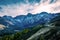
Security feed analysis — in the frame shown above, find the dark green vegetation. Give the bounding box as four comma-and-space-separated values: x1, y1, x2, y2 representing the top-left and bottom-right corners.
0, 24, 60, 40
0, 25, 44, 40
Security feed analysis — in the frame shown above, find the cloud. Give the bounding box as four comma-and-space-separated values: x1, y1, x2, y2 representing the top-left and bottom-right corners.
31, 0, 60, 13
0, 0, 60, 17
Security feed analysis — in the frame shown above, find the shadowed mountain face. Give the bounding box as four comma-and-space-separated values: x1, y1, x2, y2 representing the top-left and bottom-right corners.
50, 15, 60, 26
0, 12, 59, 31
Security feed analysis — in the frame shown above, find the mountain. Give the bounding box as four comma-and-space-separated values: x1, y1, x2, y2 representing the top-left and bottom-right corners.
0, 12, 60, 40
0, 12, 59, 31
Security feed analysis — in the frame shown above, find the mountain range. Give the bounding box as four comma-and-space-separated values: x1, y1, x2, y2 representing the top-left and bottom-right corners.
0, 12, 60, 32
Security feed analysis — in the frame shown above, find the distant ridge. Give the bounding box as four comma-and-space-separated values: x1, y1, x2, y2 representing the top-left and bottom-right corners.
0, 12, 60, 31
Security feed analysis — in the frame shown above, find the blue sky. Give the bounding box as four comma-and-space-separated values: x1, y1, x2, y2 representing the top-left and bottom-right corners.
0, 0, 58, 4
0, 0, 24, 5
0, 0, 60, 17
0, 0, 57, 5
0, 0, 40, 5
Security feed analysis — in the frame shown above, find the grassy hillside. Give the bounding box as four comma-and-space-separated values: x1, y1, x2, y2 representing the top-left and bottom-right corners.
0, 24, 60, 40
0, 25, 44, 40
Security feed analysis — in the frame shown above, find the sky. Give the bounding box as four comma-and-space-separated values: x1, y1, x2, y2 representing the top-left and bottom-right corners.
0, 0, 60, 17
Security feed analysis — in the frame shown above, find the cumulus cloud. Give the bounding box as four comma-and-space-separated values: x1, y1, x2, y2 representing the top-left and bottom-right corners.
0, 0, 60, 17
